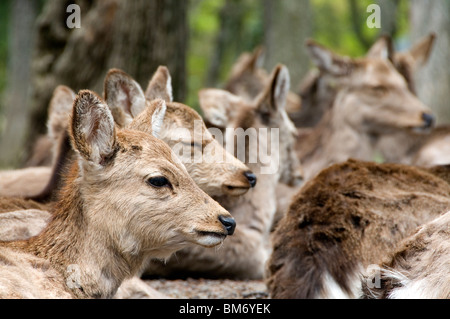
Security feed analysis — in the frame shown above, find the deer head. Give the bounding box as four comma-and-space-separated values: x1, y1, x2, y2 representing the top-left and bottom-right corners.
199, 64, 303, 187
69, 90, 236, 258
103, 67, 255, 197
306, 39, 435, 135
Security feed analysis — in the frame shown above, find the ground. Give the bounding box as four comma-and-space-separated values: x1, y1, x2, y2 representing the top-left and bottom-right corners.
145, 278, 269, 299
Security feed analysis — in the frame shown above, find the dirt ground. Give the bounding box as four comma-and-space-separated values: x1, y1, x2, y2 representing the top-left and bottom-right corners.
145, 278, 269, 299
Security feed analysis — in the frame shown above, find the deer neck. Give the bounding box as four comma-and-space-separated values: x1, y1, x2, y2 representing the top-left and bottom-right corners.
15, 163, 144, 299
217, 129, 279, 233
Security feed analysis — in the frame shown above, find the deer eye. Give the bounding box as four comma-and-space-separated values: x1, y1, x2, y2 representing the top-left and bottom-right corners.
371, 85, 387, 94
147, 176, 171, 188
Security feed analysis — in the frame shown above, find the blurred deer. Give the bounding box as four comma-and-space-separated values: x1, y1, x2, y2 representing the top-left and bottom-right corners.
0, 90, 235, 298
296, 39, 434, 181
224, 46, 302, 115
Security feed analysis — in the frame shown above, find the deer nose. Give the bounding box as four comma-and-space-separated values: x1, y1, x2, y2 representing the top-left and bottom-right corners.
219, 215, 236, 235
422, 113, 435, 129
243, 171, 257, 188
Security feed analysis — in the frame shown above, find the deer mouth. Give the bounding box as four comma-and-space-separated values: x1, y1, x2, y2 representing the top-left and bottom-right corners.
195, 230, 227, 247
222, 184, 251, 196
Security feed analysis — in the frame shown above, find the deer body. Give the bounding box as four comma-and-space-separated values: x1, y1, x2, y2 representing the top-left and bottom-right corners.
267, 159, 450, 299
0, 91, 234, 299
361, 211, 450, 299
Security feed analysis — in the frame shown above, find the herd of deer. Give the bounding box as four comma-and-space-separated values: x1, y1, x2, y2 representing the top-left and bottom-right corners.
0, 33, 448, 299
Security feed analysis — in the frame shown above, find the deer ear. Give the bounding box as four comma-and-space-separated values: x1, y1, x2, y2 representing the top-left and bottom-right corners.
144, 66, 173, 103
127, 99, 167, 138
407, 33, 436, 69
229, 46, 265, 77
71, 90, 116, 165
198, 89, 243, 128
47, 85, 76, 141
255, 64, 290, 113
103, 68, 146, 127
306, 39, 355, 75
366, 35, 394, 60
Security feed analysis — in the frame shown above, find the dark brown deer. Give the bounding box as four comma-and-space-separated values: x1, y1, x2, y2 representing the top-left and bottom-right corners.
267, 159, 450, 299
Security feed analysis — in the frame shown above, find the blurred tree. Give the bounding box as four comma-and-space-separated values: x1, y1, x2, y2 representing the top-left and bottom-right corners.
410, 0, 450, 124
206, 0, 245, 88
7, 0, 188, 168
0, 0, 38, 168
263, 0, 312, 88
377, 0, 401, 38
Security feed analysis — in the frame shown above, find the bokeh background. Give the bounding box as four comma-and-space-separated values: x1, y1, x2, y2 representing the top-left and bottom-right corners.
0, 0, 449, 169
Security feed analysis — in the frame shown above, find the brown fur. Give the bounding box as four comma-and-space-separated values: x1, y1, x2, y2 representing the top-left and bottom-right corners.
0, 90, 233, 299
361, 211, 449, 299
267, 159, 450, 299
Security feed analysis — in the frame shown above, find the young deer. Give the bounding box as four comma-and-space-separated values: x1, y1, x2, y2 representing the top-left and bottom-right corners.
143, 64, 303, 279
0, 90, 235, 298
296, 39, 434, 181
104, 67, 256, 197
361, 211, 449, 299
267, 159, 450, 299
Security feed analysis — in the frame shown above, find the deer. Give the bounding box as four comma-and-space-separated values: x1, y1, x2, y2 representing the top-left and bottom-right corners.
291, 34, 450, 168
141, 64, 303, 280
0, 67, 255, 202
266, 158, 450, 299
295, 39, 434, 182
0, 66, 257, 292
0, 90, 236, 299
360, 211, 449, 299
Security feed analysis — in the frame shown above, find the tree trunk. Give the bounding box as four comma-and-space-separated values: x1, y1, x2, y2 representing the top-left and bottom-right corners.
19, 0, 188, 167
263, 0, 312, 88
410, 0, 450, 124
0, 0, 38, 168
377, 0, 400, 37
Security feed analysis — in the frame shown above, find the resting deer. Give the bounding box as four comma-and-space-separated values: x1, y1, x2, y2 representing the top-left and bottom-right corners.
267, 159, 450, 299
143, 64, 303, 279
360, 211, 449, 299
292, 34, 448, 167
296, 39, 434, 181
104, 67, 256, 197
0, 90, 235, 299
1, 67, 255, 202
0, 66, 256, 289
